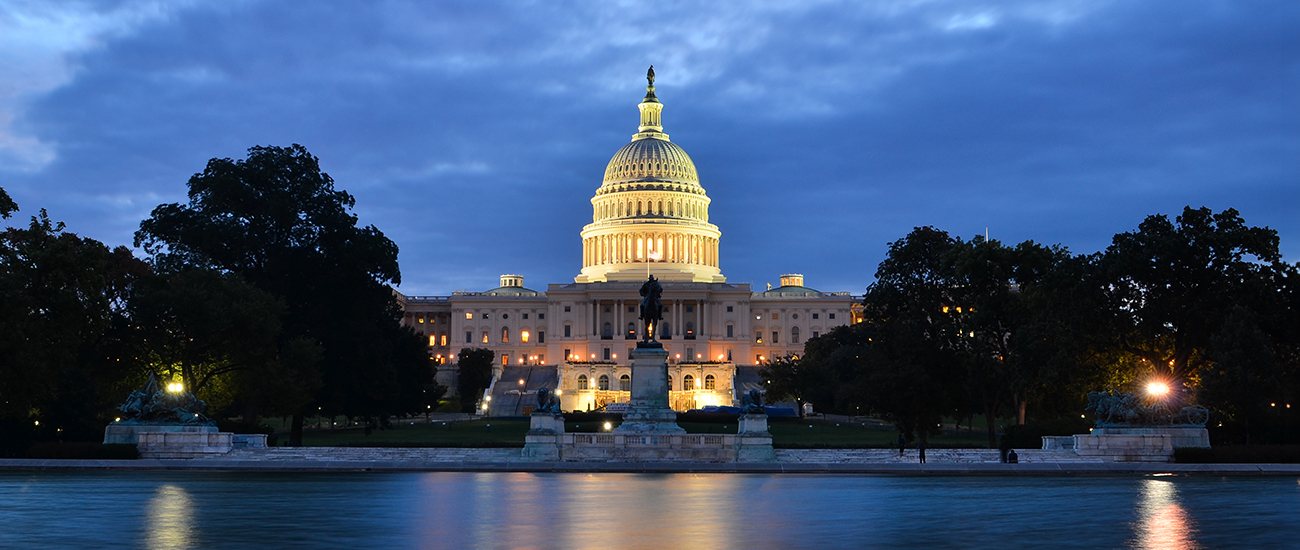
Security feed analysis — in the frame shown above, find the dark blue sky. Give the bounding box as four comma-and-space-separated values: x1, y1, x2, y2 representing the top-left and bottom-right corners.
2, 1, 1297, 295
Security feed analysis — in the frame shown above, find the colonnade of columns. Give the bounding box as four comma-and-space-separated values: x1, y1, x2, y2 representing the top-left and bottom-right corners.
583, 232, 718, 268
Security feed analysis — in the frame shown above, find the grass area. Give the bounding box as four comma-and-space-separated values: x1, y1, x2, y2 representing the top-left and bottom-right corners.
291, 416, 994, 448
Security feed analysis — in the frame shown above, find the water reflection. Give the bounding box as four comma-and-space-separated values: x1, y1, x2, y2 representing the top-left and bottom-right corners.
1132, 478, 1200, 550
146, 484, 196, 550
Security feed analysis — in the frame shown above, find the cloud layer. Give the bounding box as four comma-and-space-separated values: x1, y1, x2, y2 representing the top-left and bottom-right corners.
2, 0, 1297, 295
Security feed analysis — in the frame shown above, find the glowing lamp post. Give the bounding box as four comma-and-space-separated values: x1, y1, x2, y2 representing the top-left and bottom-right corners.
166, 382, 184, 394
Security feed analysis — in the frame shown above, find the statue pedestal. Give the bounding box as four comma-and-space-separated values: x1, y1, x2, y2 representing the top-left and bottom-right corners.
735, 414, 776, 462
614, 343, 685, 435
522, 413, 566, 461
104, 423, 217, 445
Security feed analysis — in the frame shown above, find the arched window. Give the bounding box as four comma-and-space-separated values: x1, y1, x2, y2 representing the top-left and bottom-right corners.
619, 374, 630, 391
501, 327, 509, 343
603, 322, 612, 339
627, 322, 636, 339
598, 375, 610, 391
683, 375, 695, 391
661, 322, 671, 339
792, 327, 800, 344
578, 375, 588, 390
705, 374, 716, 390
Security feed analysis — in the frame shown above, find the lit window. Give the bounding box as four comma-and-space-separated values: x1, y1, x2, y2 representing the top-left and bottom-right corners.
756, 314, 762, 320
441, 334, 448, 347
578, 375, 589, 390
683, 375, 695, 391
418, 317, 424, 324
502, 354, 509, 365
465, 312, 474, 320
772, 313, 778, 320
705, 375, 715, 390
755, 332, 763, 344
482, 332, 489, 344
521, 330, 530, 343
428, 335, 436, 346
502, 328, 509, 343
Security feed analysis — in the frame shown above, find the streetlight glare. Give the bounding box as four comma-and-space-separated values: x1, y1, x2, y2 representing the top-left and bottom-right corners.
166, 382, 184, 393
1147, 382, 1170, 397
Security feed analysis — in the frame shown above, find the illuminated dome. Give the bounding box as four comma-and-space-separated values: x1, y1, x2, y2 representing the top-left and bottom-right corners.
576, 67, 724, 284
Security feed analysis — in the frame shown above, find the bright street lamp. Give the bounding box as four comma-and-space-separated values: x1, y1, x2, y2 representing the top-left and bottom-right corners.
1146, 382, 1170, 398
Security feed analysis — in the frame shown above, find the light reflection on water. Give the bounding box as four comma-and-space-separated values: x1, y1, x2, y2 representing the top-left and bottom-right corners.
0, 471, 1297, 549
1132, 479, 1199, 550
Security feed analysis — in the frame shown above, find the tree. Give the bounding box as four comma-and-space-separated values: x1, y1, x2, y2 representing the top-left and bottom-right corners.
135, 144, 425, 444
0, 187, 16, 219
759, 355, 815, 417
457, 348, 495, 413
1097, 206, 1284, 402
853, 226, 965, 445
127, 268, 322, 423
0, 209, 147, 445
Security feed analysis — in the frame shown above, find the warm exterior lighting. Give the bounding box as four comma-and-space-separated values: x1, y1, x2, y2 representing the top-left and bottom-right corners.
166, 382, 184, 393
697, 354, 702, 359
482, 403, 489, 410
613, 354, 618, 359
603, 422, 612, 431
942, 306, 950, 313
115, 417, 121, 422
555, 389, 562, 396
519, 379, 526, 385
1147, 382, 1170, 398
485, 396, 491, 402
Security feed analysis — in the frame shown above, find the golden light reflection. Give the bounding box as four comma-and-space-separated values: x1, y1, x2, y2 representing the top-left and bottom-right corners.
146, 484, 195, 550
1133, 478, 1200, 550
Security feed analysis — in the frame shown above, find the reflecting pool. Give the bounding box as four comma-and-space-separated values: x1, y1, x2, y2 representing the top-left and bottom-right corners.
1, 471, 1296, 549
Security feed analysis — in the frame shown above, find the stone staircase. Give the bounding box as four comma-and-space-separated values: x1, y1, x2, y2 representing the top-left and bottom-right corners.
777, 448, 1105, 464
225, 447, 521, 462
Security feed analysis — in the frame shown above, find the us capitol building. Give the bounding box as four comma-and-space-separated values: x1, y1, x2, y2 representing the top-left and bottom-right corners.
396, 69, 861, 414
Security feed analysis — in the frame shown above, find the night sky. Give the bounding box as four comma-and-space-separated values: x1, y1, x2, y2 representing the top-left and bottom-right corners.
2, 1, 1296, 296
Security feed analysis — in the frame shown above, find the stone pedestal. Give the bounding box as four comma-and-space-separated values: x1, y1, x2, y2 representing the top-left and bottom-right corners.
1090, 426, 1210, 448
522, 413, 566, 461
104, 423, 217, 445
1074, 433, 1173, 462
136, 431, 232, 458
614, 343, 685, 435
735, 414, 776, 462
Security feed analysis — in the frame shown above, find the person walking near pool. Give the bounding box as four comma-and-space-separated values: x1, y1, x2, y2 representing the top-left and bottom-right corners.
918, 439, 926, 464
898, 433, 906, 458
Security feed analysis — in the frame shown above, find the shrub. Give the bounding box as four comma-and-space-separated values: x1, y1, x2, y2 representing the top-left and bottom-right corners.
1002, 417, 1094, 449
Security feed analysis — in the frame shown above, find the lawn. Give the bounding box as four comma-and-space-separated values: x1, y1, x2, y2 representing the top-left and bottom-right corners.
292, 416, 994, 448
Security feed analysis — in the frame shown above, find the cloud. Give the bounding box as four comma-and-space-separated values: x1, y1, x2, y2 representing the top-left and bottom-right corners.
0, 0, 197, 171
1, 0, 1296, 295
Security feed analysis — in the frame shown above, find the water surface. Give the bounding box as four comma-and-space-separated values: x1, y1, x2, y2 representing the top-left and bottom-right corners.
1, 471, 1296, 549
